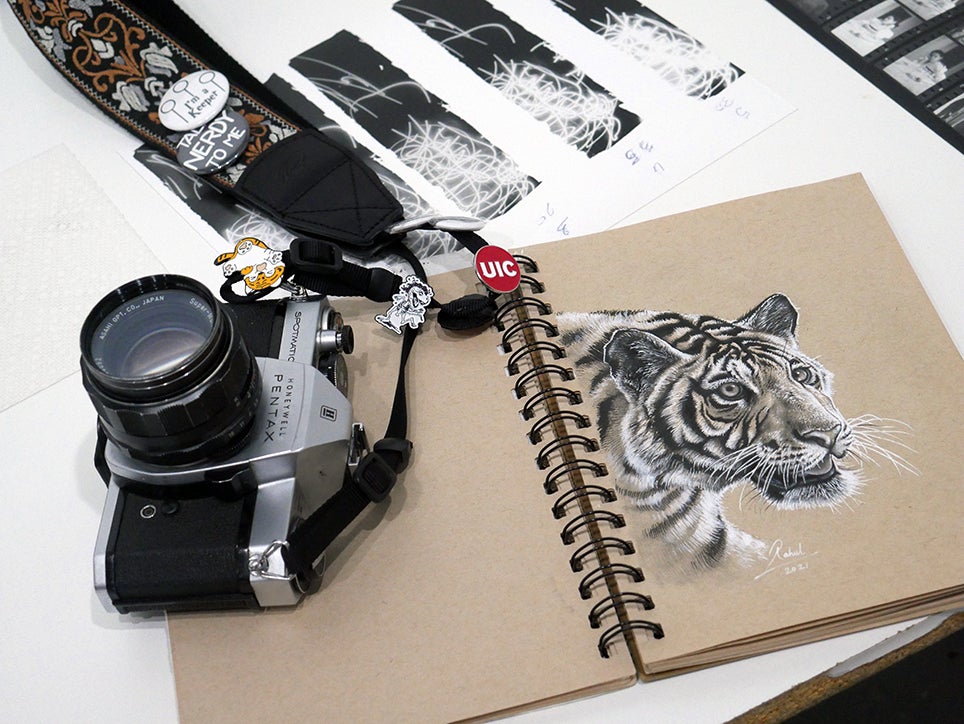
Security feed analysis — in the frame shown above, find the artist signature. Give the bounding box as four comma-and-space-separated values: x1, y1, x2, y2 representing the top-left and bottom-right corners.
754, 539, 817, 581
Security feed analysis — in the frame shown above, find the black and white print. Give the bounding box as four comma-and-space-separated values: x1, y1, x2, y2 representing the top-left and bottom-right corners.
394, 0, 640, 157
769, 0, 964, 151
883, 20, 964, 93
830, 2, 922, 55
291, 31, 539, 220
552, 0, 744, 99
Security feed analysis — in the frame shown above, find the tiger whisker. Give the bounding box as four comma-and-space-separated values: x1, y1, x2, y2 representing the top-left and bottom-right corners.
707, 447, 759, 491
849, 425, 913, 440
845, 447, 885, 469
841, 487, 862, 513
712, 448, 758, 483
848, 438, 919, 476
848, 414, 913, 431
727, 452, 768, 511
849, 431, 916, 455
757, 459, 779, 502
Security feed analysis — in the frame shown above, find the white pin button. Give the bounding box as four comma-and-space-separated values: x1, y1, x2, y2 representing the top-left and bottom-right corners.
158, 69, 230, 132
176, 109, 250, 174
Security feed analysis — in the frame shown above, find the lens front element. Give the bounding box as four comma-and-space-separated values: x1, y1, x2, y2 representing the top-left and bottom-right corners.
88, 288, 215, 380
80, 275, 260, 465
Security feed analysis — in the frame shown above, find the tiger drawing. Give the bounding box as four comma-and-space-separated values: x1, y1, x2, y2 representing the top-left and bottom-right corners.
556, 294, 908, 573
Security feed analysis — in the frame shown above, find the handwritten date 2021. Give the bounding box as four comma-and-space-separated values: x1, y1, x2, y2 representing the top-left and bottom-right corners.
754, 539, 817, 581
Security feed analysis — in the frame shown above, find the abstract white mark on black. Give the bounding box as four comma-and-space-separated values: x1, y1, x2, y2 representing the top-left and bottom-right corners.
290, 31, 538, 219
133, 147, 294, 248
553, 0, 743, 99
394, 0, 640, 157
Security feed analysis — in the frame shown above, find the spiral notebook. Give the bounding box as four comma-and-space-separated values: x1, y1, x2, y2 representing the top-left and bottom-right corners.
167, 175, 964, 722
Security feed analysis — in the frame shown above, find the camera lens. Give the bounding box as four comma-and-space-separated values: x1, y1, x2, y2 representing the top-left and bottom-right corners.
88, 288, 213, 380
80, 275, 260, 466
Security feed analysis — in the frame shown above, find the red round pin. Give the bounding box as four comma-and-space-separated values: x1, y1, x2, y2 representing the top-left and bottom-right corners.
474, 245, 521, 294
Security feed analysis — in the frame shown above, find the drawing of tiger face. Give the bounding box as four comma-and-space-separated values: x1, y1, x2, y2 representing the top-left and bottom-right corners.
557, 295, 881, 571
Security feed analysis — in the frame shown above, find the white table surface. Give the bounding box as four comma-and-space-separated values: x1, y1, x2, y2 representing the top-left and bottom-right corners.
1, 2, 961, 722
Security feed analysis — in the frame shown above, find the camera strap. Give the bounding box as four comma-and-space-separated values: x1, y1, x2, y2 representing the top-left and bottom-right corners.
252, 241, 412, 579
281, 323, 418, 580
7, 0, 490, 260
218, 238, 499, 330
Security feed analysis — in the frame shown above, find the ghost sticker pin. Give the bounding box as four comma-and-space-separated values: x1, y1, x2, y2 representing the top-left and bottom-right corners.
375, 275, 435, 334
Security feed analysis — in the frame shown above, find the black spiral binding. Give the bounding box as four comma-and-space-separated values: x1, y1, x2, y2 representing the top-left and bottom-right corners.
513, 364, 573, 399
561, 510, 625, 545
552, 485, 616, 519
528, 410, 591, 444
536, 434, 598, 469
493, 255, 663, 661
494, 297, 551, 330
543, 459, 607, 494
569, 537, 635, 572
500, 318, 558, 352
505, 340, 566, 375
520, 387, 582, 421
588, 592, 654, 628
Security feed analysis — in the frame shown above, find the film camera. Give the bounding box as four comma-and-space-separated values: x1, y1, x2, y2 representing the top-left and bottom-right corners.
80, 274, 365, 613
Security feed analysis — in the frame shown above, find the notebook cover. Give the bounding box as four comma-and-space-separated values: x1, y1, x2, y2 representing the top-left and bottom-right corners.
534, 173, 963, 674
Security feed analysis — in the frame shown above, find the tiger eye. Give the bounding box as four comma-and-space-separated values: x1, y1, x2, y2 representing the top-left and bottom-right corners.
791, 365, 817, 386
717, 382, 744, 400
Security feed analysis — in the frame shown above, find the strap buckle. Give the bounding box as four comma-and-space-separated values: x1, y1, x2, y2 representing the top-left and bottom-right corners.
353, 453, 398, 503
373, 437, 413, 474
288, 239, 344, 275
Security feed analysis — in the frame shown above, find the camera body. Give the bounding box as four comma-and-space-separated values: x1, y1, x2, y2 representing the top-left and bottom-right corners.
83, 276, 360, 613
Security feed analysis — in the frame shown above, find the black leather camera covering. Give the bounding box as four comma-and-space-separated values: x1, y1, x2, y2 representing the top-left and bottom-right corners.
107, 486, 259, 612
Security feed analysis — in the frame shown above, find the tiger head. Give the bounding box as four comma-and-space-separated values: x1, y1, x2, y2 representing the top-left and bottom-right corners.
602, 294, 858, 508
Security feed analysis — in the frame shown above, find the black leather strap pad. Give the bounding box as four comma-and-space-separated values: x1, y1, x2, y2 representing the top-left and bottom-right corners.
234, 130, 404, 247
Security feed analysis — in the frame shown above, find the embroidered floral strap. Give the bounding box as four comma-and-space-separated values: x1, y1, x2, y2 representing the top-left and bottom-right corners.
7, 0, 297, 189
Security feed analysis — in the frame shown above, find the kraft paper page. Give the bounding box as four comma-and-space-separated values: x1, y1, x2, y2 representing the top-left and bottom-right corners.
167, 271, 637, 723
532, 174, 964, 673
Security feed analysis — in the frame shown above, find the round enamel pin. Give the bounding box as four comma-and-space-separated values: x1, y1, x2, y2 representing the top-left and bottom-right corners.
158, 70, 230, 132
176, 109, 250, 174
474, 245, 520, 294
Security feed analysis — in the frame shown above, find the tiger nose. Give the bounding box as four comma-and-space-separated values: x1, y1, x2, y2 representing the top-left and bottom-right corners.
797, 425, 847, 457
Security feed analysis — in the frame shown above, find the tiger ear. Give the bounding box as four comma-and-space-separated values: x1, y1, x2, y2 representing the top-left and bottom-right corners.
735, 294, 798, 340
603, 328, 687, 398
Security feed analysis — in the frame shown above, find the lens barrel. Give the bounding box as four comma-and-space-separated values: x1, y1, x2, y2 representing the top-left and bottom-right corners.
80, 275, 260, 466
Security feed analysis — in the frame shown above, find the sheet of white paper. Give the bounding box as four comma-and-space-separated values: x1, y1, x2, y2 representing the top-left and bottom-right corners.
134, 0, 793, 268
0, 146, 163, 411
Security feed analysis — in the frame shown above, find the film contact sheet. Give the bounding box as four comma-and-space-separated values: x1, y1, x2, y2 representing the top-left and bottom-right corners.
770, 1, 964, 152
494, 254, 664, 661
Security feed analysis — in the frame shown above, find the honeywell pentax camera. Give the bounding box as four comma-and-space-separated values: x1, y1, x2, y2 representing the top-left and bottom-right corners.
80, 274, 362, 613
